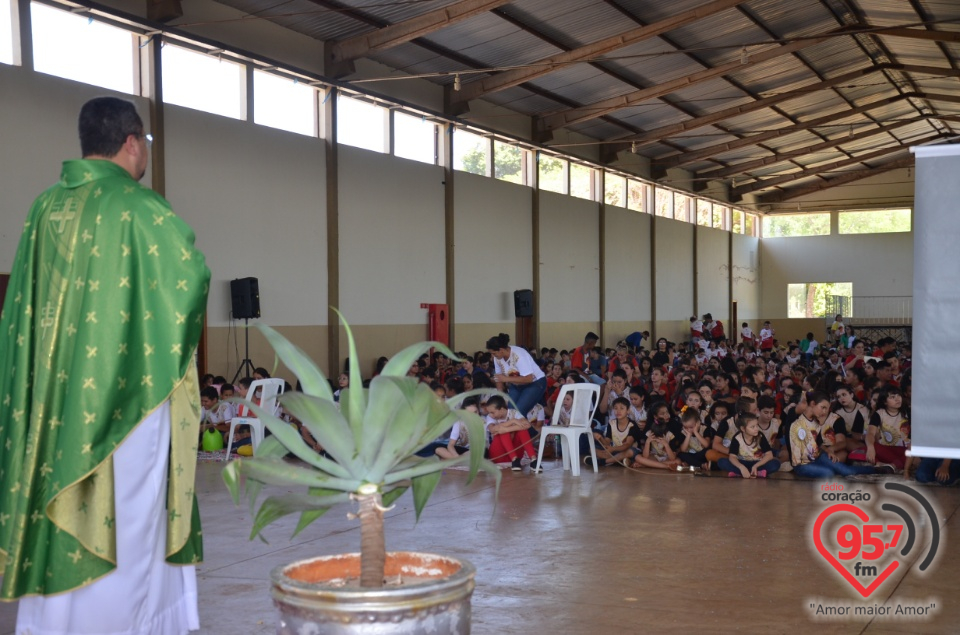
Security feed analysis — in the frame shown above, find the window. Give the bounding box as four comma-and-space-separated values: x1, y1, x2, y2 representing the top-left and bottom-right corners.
162, 43, 243, 119
627, 181, 645, 212
655, 188, 673, 217
539, 154, 567, 194
713, 205, 727, 230
732, 209, 743, 234
253, 70, 316, 137
453, 129, 487, 176
32, 2, 137, 94
493, 140, 522, 183
744, 213, 756, 236
337, 95, 387, 152
696, 200, 712, 226
763, 213, 830, 237
674, 193, 690, 222
394, 111, 436, 165
839, 209, 911, 234
788, 282, 852, 319
605, 173, 625, 207
570, 163, 595, 200
1, 0, 14, 65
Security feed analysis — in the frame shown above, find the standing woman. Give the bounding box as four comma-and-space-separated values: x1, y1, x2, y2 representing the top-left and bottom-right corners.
486, 333, 547, 417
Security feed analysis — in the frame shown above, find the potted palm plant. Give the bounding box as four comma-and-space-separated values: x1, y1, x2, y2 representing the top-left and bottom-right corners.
222, 312, 501, 634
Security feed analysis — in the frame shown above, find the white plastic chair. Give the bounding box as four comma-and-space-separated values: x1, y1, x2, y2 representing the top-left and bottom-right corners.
532, 383, 601, 476
225, 378, 285, 458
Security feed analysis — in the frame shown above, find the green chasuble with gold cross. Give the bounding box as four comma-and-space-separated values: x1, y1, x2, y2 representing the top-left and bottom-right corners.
0, 159, 210, 599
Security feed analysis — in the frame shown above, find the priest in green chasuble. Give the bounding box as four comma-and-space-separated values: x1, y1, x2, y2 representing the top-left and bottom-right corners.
0, 97, 209, 634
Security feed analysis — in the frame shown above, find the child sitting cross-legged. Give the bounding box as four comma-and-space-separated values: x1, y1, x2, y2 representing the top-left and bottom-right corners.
484, 395, 536, 471
676, 406, 713, 470
436, 397, 478, 460
718, 412, 780, 478
587, 397, 639, 467
631, 402, 680, 470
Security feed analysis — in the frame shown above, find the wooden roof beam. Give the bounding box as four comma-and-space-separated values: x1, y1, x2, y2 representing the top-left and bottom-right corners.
653, 93, 916, 173
871, 27, 960, 45
327, 0, 513, 75
758, 155, 917, 204
730, 133, 940, 200
607, 65, 884, 150
449, 0, 749, 106
699, 117, 926, 180
536, 29, 844, 132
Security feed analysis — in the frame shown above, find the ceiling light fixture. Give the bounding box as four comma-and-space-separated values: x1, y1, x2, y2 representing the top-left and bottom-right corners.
453, 74, 461, 92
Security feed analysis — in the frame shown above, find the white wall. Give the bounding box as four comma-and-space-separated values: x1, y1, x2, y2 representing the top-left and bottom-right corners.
696, 226, 729, 321
654, 218, 694, 319
454, 173, 532, 323
539, 192, 600, 322
165, 105, 327, 327
338, 146, 446, 325
0, 65, 151, 272
760, 231, 913, 318
732, 233, 761, 319
604, 205, 652, 321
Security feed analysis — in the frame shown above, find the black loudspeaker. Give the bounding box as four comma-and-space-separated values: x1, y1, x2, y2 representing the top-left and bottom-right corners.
230, 277, 261, 319
514, 289, 534, 318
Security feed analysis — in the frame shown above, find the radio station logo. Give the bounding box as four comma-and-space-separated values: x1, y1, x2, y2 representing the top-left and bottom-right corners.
811, 481, 941, 600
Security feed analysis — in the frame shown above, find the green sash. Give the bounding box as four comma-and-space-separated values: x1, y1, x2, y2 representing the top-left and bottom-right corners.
0, 159, 210, 598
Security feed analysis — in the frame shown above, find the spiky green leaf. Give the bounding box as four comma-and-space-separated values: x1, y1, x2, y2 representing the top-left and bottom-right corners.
383, 453, 469, 485
222, 460, 242, 506
365, 378, 439, 483
452, 407, 492, 483
382, 485, 408, 508
236, 457, 362, 493
411, 469, 442, 522
444, 387, 504, 410
292, 487, 341, 537
244, 401, 355, 480
250, 492, 350, 540
256, 323, 333, 401
280, 392, 361, 471
380, 341, 460, 378
332, 308, 366, 447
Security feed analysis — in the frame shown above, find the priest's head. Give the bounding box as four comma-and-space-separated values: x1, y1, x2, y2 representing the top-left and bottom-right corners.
78, 97, 150, 181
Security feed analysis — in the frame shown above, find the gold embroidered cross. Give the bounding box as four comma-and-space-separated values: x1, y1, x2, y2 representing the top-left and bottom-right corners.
49, 197, 80, 233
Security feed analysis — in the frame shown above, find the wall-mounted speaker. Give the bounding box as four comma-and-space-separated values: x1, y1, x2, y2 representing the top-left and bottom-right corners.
514, 289, 534, 318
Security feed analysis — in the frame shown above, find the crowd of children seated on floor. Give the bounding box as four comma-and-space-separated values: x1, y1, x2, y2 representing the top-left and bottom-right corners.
197, 316, 958, 486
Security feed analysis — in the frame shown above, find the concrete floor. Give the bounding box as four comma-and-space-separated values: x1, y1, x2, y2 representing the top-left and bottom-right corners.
2, 459, 959, 634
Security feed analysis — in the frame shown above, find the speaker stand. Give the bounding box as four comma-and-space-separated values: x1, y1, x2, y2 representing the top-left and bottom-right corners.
232, 317, 256, 383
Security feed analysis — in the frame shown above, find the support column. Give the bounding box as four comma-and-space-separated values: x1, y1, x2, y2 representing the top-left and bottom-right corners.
145, 34, 166, 196
692, 225, 699, 319
649, 214, 658, 344
324, 88, 341, 376
441, 123, 456, 347
15, 0, 32, 70
531, 152, 541, 349
598, 170, 606, 345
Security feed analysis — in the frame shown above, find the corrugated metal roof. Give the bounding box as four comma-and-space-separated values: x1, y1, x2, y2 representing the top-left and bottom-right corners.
883, 38, 955, 67
743, 0, 838, 38
727, 56, 820, 95
209, 0, 959, 199
857, 0, 938, 25
502, 0, 644, 49
427, 13, 561, 67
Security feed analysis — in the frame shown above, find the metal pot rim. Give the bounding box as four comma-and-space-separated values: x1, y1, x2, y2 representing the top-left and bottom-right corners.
271, 551, 476, 606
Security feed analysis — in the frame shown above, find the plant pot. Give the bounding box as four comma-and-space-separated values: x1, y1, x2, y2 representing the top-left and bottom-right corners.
271, 551, 476, 635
